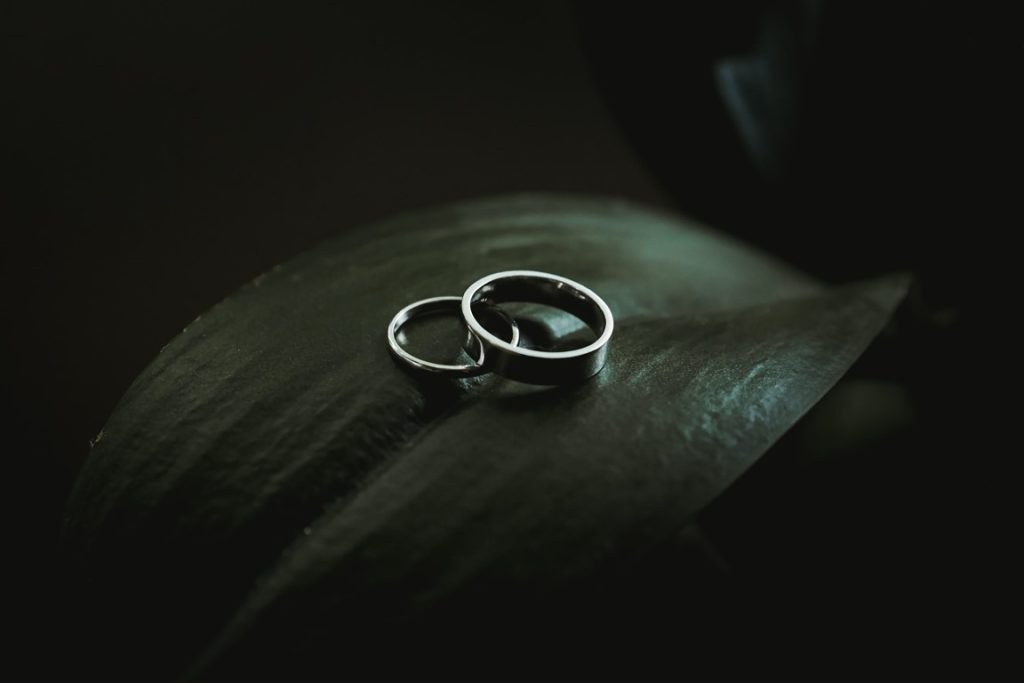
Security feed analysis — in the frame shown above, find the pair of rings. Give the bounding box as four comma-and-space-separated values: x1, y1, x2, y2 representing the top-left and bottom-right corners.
387, 270, 614, 385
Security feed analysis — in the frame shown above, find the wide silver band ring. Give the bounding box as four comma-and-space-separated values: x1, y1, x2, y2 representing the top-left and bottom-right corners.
387, 295, 520, 377
460, 270, 614, 384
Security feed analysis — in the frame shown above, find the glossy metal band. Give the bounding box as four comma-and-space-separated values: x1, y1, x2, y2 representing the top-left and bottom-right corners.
460, 270, 614, 384
387, 295, 519, 377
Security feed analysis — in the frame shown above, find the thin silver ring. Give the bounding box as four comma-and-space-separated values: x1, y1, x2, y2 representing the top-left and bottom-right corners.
460, 270, 614, 384
387, 295, 520, 377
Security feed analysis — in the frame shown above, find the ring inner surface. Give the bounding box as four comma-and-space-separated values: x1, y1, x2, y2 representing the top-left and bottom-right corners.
471, 276, 605, 334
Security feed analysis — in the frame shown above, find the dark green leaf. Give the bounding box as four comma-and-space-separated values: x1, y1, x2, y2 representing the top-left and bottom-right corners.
61, 195, 907, 677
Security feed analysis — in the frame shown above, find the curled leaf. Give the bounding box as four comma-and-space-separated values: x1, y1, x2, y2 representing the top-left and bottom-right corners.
61, 195, 908, 677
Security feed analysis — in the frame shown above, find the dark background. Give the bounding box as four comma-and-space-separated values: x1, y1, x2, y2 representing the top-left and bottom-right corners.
3, 0, 1012, 661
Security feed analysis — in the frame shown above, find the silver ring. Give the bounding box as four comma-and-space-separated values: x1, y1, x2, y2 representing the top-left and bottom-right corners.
460, 270, 614, 384
387, 296, 520, 377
